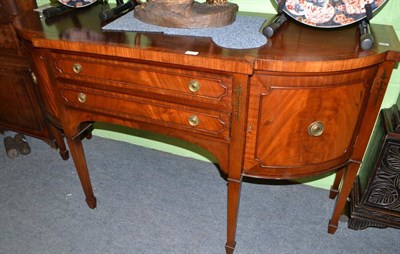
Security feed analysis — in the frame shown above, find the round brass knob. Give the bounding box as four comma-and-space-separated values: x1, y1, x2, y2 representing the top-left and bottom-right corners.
188, 115, 199, 126
77, 92, 87, 103
30, 71, 37, 84
72, 63, 83, 73
188, 80, 200, 93
308, 121, 324, 137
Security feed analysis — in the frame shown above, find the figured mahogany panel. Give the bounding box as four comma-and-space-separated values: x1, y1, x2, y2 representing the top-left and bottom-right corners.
256, 83, 364, 164
244, 67, 377, 178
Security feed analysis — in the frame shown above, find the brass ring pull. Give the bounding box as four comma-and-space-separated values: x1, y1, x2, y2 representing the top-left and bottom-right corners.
188, 115, 199, 126
308, 121, 324, 137
72, 63, 83, 73
188, 80, 200, 93
77, 92, 87, 103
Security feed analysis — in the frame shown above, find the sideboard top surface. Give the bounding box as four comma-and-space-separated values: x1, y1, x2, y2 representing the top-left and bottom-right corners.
13, 3, 400, 73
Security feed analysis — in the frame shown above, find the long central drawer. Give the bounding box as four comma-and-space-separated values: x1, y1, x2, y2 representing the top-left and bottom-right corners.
52, 53, 232, 111
61, 86, 231, 140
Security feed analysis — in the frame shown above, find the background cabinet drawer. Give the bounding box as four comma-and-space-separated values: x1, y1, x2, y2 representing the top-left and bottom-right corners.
53, 54, 232, 110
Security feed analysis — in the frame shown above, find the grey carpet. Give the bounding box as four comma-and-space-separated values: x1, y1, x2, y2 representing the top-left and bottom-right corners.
102, 11, 267, 49
1, 134, 399, 254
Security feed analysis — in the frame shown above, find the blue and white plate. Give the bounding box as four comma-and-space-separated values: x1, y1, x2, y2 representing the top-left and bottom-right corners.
58, 0, 97, 8
276, 0, 387, 28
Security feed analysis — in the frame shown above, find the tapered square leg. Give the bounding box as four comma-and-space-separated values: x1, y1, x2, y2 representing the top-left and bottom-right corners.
66, 136, 97, 209
328, 162, 360, 233
225, 179, 242, 254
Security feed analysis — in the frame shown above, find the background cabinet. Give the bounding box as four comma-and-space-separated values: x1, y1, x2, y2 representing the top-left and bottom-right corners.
0, 0, 66, 158
349, 103, 400, 230
0, 56, 48, 137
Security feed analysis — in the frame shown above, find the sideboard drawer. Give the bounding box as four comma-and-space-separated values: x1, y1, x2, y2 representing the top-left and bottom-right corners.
61, 87, 231, 140
52, 54, 232, 111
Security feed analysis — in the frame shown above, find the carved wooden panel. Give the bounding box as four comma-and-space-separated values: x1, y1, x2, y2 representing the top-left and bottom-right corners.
363, 140, 400, 213
349, 105, 400, 230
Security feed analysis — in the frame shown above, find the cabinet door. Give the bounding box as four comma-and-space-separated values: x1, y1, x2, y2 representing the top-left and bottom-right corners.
244, 68, 376, 178
0, 57, 49, 137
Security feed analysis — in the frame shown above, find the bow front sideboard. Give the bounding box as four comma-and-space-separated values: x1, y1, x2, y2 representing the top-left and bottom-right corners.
6, 2, 400, 253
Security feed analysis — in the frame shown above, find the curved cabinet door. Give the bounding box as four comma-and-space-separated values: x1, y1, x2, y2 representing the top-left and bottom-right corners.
244, 67, 377, 178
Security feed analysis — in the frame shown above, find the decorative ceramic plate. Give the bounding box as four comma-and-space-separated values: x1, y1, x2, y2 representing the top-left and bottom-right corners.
58, 0, 97, 8
276, 0, 387, 28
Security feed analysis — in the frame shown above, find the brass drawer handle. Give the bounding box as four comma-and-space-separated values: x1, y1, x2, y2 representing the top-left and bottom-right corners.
72, 63, 83, 73
189, 80, 201, 93
188, 115, 199, 126
77, 92, 87, 103
30, 71, 37, 84
308, 121, 324, 137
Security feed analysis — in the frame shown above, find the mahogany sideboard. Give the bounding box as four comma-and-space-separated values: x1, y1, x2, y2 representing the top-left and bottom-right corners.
10, 2, 400, 253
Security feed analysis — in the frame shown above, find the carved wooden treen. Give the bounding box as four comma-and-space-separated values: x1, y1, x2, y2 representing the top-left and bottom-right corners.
134, 0, 238, 28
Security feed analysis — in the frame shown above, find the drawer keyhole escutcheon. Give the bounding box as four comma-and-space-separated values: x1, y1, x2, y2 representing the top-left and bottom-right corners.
188, 115, 199, 126
73, 63, 83, 73
77, 92, 87, 103
308, 121, 324, 137
189, 80, 200, 93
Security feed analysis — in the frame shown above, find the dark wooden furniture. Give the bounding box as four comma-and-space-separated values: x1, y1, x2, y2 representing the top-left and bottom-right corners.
0, 0, 67, 159
11, 2, 400, 253
348, 104, 400, 230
